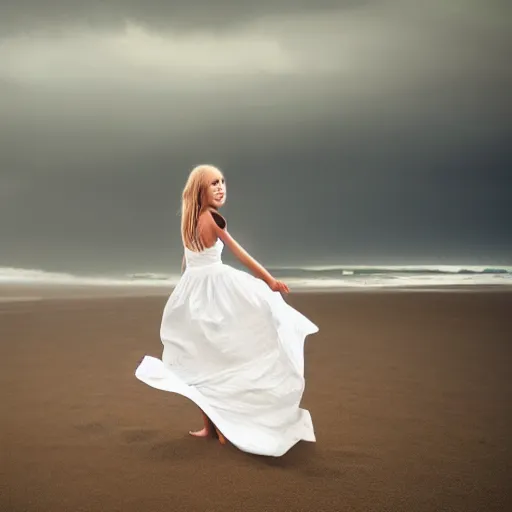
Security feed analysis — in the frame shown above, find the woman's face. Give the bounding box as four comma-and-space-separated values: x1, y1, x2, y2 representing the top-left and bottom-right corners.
204, 169, 226, 209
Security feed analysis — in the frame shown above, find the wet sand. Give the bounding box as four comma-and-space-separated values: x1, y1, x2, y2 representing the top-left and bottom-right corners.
1, 288, 511, 511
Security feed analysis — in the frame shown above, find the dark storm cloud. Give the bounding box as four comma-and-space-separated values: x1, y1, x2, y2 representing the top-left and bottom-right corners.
0, 1, 511, 272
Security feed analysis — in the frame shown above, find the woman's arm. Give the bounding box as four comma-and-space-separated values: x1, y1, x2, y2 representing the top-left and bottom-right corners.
205, 212, 289, 293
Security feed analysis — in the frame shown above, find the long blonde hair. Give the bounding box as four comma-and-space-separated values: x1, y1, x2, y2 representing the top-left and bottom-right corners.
180, 164, 221, 251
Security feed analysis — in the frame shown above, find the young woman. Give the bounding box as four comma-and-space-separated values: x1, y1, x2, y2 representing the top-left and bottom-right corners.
135, 164, 319, 457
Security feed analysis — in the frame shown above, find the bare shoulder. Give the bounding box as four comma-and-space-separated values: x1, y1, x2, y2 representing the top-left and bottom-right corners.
196, 209, 227, 247
196, 210, 212, 235
197, 209, 226, 229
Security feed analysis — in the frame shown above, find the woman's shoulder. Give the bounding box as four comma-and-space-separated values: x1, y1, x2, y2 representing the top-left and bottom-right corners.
205, 208, 227, 230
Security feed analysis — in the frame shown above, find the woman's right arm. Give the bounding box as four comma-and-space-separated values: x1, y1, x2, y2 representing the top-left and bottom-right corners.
206, 214, 289, 293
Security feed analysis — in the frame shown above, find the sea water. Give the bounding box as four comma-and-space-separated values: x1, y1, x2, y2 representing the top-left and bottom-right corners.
1, 265, 511, 290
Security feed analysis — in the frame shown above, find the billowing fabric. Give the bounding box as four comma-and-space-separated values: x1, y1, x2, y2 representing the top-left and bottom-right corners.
135, 239, 319, 456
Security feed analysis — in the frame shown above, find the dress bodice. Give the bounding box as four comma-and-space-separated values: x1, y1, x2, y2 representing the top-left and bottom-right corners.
184, 239, 224, 269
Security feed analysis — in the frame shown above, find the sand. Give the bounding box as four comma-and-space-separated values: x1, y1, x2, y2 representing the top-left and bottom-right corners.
1, 287, 511, 511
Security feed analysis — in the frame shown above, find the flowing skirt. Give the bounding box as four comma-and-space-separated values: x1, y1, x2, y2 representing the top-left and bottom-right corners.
135, 262, 319, 457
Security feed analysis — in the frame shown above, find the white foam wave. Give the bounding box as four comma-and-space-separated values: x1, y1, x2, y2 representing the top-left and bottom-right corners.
1, 266, 510, 290
0, 267, 180, 286
273, 264, 512, 274
285, 273, 511, 289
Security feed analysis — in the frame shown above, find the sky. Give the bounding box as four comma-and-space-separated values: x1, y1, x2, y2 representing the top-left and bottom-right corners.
1, 0, 511, 275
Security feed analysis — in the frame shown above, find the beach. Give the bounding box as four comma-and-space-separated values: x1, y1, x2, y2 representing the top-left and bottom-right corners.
1, 287, 511, 512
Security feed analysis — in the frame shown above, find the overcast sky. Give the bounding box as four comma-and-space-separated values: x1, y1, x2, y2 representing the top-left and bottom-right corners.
1, 0, 511, 274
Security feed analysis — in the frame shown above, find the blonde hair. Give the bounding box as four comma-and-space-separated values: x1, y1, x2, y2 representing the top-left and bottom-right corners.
181, 164, 222, 251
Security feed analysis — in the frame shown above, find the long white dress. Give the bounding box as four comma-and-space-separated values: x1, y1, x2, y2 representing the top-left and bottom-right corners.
134, 238, 319, 457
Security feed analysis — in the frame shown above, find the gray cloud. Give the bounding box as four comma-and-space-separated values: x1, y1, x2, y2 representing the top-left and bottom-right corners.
0, 0, 370, 36
0, 0, 511, 273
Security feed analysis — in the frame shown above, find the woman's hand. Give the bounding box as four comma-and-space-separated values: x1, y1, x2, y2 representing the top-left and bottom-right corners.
267, 278, 290, 294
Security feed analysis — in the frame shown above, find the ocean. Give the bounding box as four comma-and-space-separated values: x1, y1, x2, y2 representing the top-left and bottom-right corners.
1, 265, 511, 290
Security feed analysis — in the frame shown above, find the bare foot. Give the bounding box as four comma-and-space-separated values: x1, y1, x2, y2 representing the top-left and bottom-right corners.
189, 427, 210, 438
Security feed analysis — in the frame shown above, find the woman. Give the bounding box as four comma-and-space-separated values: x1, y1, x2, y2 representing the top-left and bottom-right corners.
135, 164, 319, 457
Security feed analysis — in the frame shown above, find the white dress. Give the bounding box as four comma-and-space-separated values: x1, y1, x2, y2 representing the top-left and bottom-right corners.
135, 238, 319, 457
